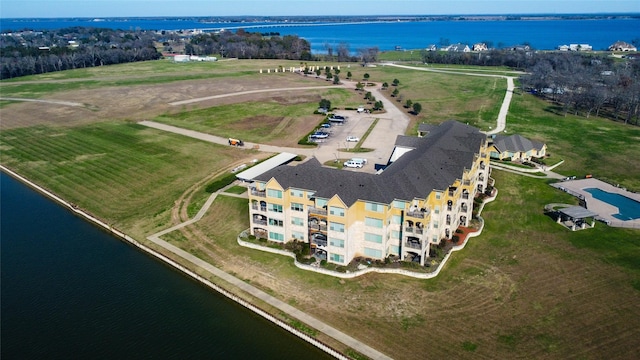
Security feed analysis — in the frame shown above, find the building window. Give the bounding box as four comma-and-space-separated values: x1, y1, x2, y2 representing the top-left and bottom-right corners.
329, 238, 345, 248
434, 206, 440, 214
364, 247, 382, 258
329, 222, 345, 232
435, 192, 442, 199
268, 203, 283, 213
269, 232, 284, 241
391, 230, 400, 239
365, 202, 384, 213
329, 206, 345, 217
391, 215, 402, 224
392, 200, 406, 209
365, 217, 383, 228
290, 189, 304, 197
316, 198, 328, 208
389, 245, 400, 255
365, 232, 383, 243
291, 231, 305, 240
291, 202, 304, 212
329, 253, 344, 263
433, 221, 439, 229
267, 189, 282, 198
268, 219, 283, 227
291, 217, 304, 226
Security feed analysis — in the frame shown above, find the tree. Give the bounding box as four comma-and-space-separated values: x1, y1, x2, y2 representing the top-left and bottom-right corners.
364, 91, 373, 100
326, 71, 333, 80
363, 73, 370, 81
315, 68, 321, 77
392, 88, 399, 97
405, 99, 413, 109
355, 82, 364, 91
412, 102, 423, 115
392, 78, 400, 86
347, 71, 352, 79
374, 100, 384, 110
319, 98, 331, 110
333, 75, 340, 84
382, 82, 389, 89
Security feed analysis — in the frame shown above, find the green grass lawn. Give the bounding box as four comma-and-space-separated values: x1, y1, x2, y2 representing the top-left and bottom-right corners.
0, 121, 256, 238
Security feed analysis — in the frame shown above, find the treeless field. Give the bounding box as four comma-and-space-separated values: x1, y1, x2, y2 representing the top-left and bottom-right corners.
1, 60, 638, 359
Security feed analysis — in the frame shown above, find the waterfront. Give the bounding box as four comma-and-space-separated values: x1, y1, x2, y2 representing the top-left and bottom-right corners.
1, 16, 639, 52
0, 172, 332, 359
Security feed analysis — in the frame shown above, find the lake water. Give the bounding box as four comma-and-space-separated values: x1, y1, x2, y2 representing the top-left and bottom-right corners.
2, 17, 639, 52
0, 172, 331, 360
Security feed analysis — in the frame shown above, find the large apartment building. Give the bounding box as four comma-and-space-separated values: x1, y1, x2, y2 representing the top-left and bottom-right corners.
247, 120, 490, 266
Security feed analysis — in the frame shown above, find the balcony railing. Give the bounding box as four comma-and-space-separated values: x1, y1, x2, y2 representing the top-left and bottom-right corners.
312, 239, 328, 247
252, 219, 267, 225
405, 241, 422, 249
480, 164, 486, 170
309, 223, 327, 231
462, 193, 469, 200
405, 227, 414, 233
250, 190, 266, 197
461, 204, 468, 212
251, 204, 267, 212
308, 207, 327, 216
415, 228, 424, 235
407, 209, 428, 218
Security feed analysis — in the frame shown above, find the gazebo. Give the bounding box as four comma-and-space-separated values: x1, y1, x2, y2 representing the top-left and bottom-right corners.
555, 206, 597, 231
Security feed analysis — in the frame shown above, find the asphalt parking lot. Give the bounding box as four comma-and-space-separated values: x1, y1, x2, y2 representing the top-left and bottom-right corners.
310, 104, 410, 173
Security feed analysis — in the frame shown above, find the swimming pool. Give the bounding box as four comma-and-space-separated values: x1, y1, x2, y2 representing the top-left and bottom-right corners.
584, 188, 640, 220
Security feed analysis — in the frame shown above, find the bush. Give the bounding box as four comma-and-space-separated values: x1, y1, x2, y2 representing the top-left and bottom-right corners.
205, 172, 238, 193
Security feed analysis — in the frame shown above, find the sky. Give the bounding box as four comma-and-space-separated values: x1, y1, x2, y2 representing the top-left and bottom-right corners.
1, 0, 639, 18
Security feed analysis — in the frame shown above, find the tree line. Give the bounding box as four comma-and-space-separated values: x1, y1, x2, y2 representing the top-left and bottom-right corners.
420, 49, 640, 125
0, 27, 163, 79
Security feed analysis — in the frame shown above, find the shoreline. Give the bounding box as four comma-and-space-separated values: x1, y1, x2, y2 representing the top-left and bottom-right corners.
0, 165, 349, 360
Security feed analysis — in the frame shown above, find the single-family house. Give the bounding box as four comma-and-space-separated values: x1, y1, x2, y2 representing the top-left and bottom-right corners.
608, 41, 637, 52
473, 43, 488, 52
488, 134, 546, 162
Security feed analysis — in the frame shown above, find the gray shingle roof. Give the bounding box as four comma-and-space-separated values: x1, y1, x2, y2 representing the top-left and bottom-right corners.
254, 120, 486, 206
492, 134, 544, 153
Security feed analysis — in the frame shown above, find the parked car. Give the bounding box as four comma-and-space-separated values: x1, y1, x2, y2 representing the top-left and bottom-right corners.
344, 160, 363, 168
346, 136, 359, 142
228, 138, 244, 146
320, 123, 331, 128
311, 132, 329, 139
328, 114, 346, 123
357, 106, 365, 113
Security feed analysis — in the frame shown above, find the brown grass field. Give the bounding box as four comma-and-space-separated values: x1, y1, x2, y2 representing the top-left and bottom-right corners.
1, 59, 639, 359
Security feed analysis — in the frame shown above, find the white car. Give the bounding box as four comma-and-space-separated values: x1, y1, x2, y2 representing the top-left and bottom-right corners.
346, 136, 359, 142
343, 160, 363, 168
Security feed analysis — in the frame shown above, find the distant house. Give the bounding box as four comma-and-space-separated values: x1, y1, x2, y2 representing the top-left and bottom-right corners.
444, 43, 470, 52
608, 41, 637, 52
425, 44, 437, 51
488, 134, 546, 162
472, 43, 488, 52
558, 45, 570, 51
569, 44, 592, 51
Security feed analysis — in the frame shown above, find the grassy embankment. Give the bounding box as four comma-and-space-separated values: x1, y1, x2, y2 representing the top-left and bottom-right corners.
1, 59, 639, 359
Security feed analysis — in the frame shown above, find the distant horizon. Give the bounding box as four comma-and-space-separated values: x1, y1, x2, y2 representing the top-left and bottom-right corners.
3, 12, 640, 20
2, 0, 638, 19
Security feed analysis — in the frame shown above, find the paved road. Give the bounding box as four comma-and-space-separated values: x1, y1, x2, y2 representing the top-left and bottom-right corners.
381, 63, 517, 134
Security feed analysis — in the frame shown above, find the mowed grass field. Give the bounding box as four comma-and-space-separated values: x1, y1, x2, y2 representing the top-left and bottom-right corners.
1, 59, 639, 359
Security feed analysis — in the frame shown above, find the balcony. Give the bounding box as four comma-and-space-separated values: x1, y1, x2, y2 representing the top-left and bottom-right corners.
405, 240, 422, 250
462, 192, 470, 200
311, 233, 327, 247
480, 164, 486, 170
250, 189, 266, 197
251, 204, 267, 212
407, 209, 428, 218
405, 226, 414, 233
308, 207, 327, 216
461, 204, 469, 213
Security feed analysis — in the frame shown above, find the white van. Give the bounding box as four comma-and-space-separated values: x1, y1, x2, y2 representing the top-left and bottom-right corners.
344, 160, 363, 168
350, 158, 367, 166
